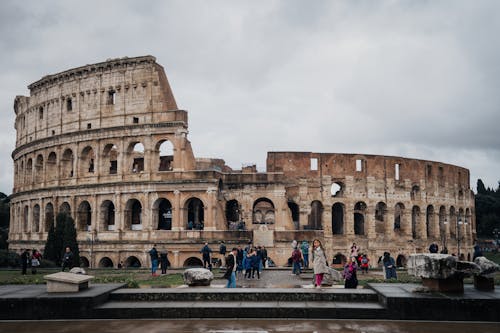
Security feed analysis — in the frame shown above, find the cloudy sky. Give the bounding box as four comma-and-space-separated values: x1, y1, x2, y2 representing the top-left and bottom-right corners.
0, 0, 499, 195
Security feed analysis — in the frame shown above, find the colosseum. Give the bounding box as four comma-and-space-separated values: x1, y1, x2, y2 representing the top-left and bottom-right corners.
9, 55, 475, 269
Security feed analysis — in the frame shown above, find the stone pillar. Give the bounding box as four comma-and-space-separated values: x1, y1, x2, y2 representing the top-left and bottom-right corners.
402, 211, 412, 237
345, 207, 354, 235
385, 206, 395, 237
172, 190, 182, 230
91, 195, 98, 233
366, 207, 376, 239
204, 189, 216, 231
115, 193, 123, 231
323, 206, 332, 235
173, 250, 180, 268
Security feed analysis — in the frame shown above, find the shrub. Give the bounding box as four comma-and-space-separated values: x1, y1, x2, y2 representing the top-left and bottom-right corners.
0, 249, 20, 267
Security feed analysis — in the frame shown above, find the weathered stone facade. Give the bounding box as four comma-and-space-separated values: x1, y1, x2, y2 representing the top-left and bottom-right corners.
9, 56, 475, 268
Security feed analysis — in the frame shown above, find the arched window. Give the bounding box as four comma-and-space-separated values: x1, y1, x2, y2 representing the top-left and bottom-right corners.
100, 200, 115, 231
375, 202, 387, 234
33, 204, 40, 232
439, 206, 447, 242
287, 201, 300, 230
253, 198, 275, 225
59, 202, 71, 217
45, 203, 55, 231
77, 201, 92, 231
411, 185, 420, 201
426, 205, 434, 238
26, 158, 33, 184
354, 202, 366, 235
125, 256, 141, 268
102, 144, 118, 175
125, 199, 142, 230
308, 201, 323, 230
128, 142, 144, 173
47, 152, 57, 181
394, 203, 405, 231
449, 207, 456, 239
332, 203, 344, 235
23, 206, 29, 232
157, 140, 174, 171
412, 206, 421, 239
98, 257, 114, 268
226, 199, 241, 229
80, 146, 95, 175
154, 198, 172, 230
186, 198, 205, 230
35, 155, 44, 183
61, 149, 74, 178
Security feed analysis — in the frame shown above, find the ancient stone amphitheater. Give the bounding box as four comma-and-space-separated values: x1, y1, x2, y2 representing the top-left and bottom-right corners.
9, 56, 475, 268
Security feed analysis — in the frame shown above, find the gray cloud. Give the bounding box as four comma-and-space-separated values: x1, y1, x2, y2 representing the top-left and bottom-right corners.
0, 0, 499, 194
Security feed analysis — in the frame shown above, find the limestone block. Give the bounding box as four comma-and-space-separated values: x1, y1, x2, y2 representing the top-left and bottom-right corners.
474, 256, 500, 278
69, 267, 87, 275
407, 254, 457, 279
183, 268, 214, 286
455, 260, 480, 278
44, 272, 94, 293
322, 267, 343, 286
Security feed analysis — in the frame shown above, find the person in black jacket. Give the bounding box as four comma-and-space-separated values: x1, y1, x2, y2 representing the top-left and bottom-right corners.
223, 248, 238, 288
61, 247, 73, 271
160, 248, 170, 274
200, 242, 212, 270
20, 249, 29, 275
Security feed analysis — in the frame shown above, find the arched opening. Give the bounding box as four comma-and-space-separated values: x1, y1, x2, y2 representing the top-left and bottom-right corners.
80, 257, 90, 268
32, 204, 40, 232
59, 202, 71, 218
186, 197, 205, 230
449, 206, 456, 239
125, 256, 141, 268
308, 200, 323, 230
465, 208, 471, 237
154, 198, 172, 230
394, 203, 404, 232
98, 257, 114, 268
226, 199, 240, 229
45, 203, 55, 231
375, 202, 387, 234
332, 252, 347, 265
61, 149, 74, 178
125, 199, 142, 230
412, 206, 420, 239
287, 201, 300, 230
26, 158, 33, 183
100, 200, 115, 231
129, 142, 144, 173
331, 182, 344, 197
396, 254, 407, 268
77, 201, 92, 231
426, 205, 434, 238
332, 203, 344, 235
157, 140, 174, 171
102, 144, 118, 175
19, 161, 24, 184
23, 206, 29, 232
253, 198, 275, 225
35, 154, 44, 183
47, 152, 57, 181
411, 185, 420, 201
439, 206, 447, 247
183, 257, 203, 267
354, 202, 366, 235
458, 208, 465, 239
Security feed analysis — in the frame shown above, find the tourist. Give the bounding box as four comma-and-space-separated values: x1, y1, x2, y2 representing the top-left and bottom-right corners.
187, 221, 194, 230
312, 239, 329, 288
261, 245, 268, 268
291, 239, 298, 249
291, 246, 302, 275
473, 243, 483, 260
31, 249, 42, 274
429, 242, 439, 253
160, 248, 170, 274
301, 240, 310, 268
343, 256, 359, 289
256, 246, 263, 272
236, 246, 244, 275
61, 246, 73, 272
219, 241, 227, 268
20, 249, 29, 275
200, 242, 212, 270
244, 248, 254, 279
149, 244, 159, 276
224, 248, 238, 288
251, 248, 261, 279
383, 252, 397, 279
360, 254, 369, 274
350, 242, 360, 258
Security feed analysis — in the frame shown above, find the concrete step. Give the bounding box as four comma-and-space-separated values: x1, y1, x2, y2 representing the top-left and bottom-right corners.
94, 300, 386, 319
108, 288, 380, 303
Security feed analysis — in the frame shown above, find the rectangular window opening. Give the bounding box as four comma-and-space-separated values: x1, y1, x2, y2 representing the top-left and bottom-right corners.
66, 98, 72, 111
39, 108, 43, 120
108, 91, 116, 105
356, 159, 363, 172
395, 163, 400, 180
310, 158, 318, 171
133, 117, 139, 124
87, 123, 92, 129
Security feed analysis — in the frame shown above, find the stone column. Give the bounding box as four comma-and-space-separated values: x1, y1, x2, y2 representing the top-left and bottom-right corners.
204, 189, 217, 231
345, 207, 354, 235
91, 195, 98, 233
115, 193, 123, 231
323, 206, 332, 235
402, 211, 412, 237
385, 206, 395, 238
172, 190, 182, 230
366, 207, 376, 239
173, 250, 180, 268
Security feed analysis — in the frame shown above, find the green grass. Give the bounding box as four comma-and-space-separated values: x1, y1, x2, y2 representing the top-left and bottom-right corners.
484, 252, 500, 265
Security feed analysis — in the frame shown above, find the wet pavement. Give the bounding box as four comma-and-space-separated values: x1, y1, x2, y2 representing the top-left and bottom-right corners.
0, 319, 498, 333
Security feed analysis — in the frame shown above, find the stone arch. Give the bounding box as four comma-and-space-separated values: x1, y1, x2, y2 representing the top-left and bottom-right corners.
45, 203, 55, 231
156, 139, 174, 171
77, 201, 92, 231
102, 144, 118, 175
412, 206, 421, 239
375, 202, 387, 234
183, 257, 203, 267
128, 142, 145, 173
439, 205, 447, 244
61, 148, 74, 178
99, 257, 114, 268
287, 201, 300, 230
185, 197, 205, 230
80, 146, 95, 175
449, 206, 456, 239
47, 152, 57, 181
34, 154, 44, 183
32, 204, 40, 232
153, 198, 172, 230
253, 198, 275, 225
411, 185, 420, 201
426, 205, 434, 238
100, 200, 115, 231
226, 199, 240, 229
80, 256, 90, 268
396, 254, 407, 268
125, 199, 142, 230
332, 252, 347, 265
332, 202, 344, 235
458, 208, 465, 239
308, 200, 323, 230
23, 205, 29, 232
125, 256, 141, 268
394, 203, 405, 232
19, 160, 24, 185
26, 158, 33, 183
465, 208, 471, 236
354, 201, 366, 235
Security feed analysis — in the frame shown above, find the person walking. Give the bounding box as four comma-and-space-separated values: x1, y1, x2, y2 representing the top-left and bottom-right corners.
149, 244, 159, 276
31, 249, 42, 274
312, 239, 329, 288
224, 247, 238, 288
219, 241, 227, 268
200, 242, 213, 270
61, 246, 73, 272
291, 246, 302, 275
20, 249, 29, 275
343, 256, 359, 289
360, 254, 370, 274
261, 246, 268, 268
383, 252, 397, 279
244, 248, 254, 279
301, 240, 310, 268
250, 248, 261, 279
159, 248, 170, 275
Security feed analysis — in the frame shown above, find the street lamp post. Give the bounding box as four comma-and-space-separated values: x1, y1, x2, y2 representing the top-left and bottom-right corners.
444, 215, 468, 257
87, 231, 98, 269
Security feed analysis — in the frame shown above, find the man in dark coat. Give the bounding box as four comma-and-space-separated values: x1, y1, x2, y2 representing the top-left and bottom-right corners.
200, 242, 212, 270
21, 249, 29, 275
223, 248, 238, 288
61, 247, 73, 271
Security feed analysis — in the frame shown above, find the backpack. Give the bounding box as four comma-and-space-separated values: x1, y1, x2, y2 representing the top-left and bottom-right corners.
292, 249, 301, 262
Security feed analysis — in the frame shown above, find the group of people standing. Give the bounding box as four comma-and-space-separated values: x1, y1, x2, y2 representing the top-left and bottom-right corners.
148, 244, 171, 276
20, 248, 42, 275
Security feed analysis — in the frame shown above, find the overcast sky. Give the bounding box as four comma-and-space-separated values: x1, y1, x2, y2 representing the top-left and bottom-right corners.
1, 0, 499, 195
